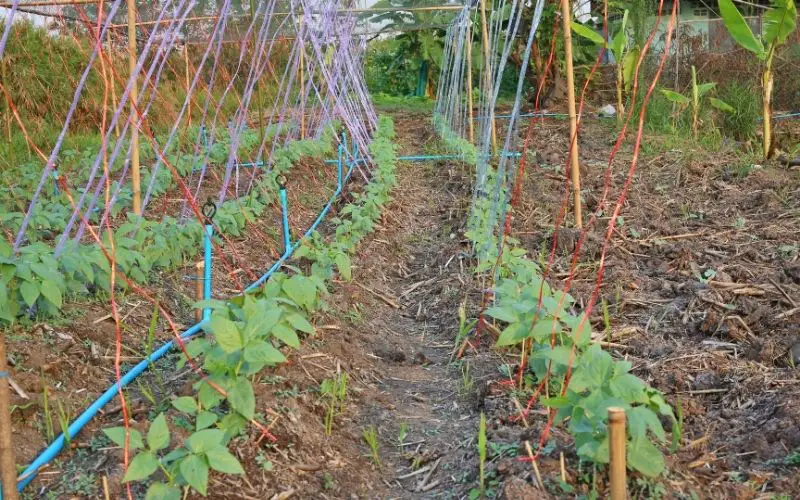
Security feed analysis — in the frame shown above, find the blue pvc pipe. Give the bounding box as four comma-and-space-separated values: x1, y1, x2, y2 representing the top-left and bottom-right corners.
279, 187, 291, 254
14, 321, 207, 493
203, 224, 213, 322
337, 144, 344, 191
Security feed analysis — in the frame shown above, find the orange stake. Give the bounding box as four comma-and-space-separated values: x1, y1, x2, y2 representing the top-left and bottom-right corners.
608, 407, 627, 499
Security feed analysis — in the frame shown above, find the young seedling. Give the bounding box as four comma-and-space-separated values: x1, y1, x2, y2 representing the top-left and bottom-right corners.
398, 421, 409, 450
320, 372, 348, 435
362, 425, 380, 465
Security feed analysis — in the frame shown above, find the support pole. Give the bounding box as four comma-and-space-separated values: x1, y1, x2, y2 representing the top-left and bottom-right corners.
608, 407, 627, 500
279, 186, 291, 254
184, 44, 192, 128
0, 332, 19, 500
249, 0, 265, 147
202, 225, 213, 322
107, 32, 121, 139
479, 0, 497, 153
559, 0, 583, 227
299, 15, 306, 140
466, 23, 475, 144
194, 261, 204, 323
127, 0, 141, 215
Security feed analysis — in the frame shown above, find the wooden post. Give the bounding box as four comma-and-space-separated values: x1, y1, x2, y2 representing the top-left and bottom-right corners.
250, 0, 266, 147
299, 23, 305, 140
559, 0, 582, 227
608, 407, 627, 500
479, 0, 497, 153
127, 0, 141, 215
0, 332, 19, 500
184, 44, 192, 128
466, 23, 475, 144
195, 261, 204, 323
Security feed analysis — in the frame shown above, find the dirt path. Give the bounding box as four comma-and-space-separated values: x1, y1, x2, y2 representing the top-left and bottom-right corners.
248, 113, 515, 499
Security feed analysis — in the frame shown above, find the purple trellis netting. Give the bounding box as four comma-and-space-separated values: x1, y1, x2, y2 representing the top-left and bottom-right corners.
9, 0, 378, 258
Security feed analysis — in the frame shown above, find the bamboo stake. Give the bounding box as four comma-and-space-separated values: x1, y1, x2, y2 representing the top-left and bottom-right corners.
299, 16, 305, 140
0, 331, 19, 500
608, 407, 627, 500
107, 32, 121, 139
465, 23, 475, 144
184, 44, 191, 128
479, 0, 497, 153
127, 0, 141, 215
249, 0, 265, 147
195, 261, 204, 323
559, 0, 583, 227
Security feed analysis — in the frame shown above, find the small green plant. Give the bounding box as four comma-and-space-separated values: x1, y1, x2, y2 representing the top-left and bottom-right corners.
104, 413, 244, 498
660, 66, 733, 139
453, 299, 477, 359
362, 425, 380, 465
459, 361, 475, 398
398, 421, 409, 449
320, 372, 348, 435
255, 452, 274, 471
41, 378, 54, 442
717, 82, 760, 140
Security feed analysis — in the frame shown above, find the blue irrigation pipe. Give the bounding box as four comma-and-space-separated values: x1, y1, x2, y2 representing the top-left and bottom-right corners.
9, 144, 363, 498
13, 320, 207, 494
279, 186, 292, 254
203, 224, 213, 322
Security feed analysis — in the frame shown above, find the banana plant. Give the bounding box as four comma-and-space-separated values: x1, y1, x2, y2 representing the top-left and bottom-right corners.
661, 66, 733, 138
572, 10, 632, 123
718, 0, 797, 158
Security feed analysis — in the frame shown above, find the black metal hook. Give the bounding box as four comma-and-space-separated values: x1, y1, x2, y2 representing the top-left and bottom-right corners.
202, 197, 217, 224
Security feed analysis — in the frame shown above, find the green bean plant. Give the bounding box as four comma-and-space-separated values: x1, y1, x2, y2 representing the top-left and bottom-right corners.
718, 0, 797, 158
100, 117, 399, 497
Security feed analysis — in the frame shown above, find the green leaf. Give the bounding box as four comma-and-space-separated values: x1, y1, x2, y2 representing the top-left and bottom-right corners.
571, 21, 606, 46
286, 313, 314, 334
718, 0, 766, 58
244, 340, 287, 365
763, 0, 797, 45
485, 306, 517, 323
103, 427, 144, 450
180, 454, 209, 496
629, 406, 666, 442
242, 308, 281, 341
20, 280, 40, 307
696, 82, 716, 98
205, 447, 245, 474
283, 275, 315, 310
145, 483, 181, 500
185, 429, 225, 454
627, 437, 665, 477
39, 280, 62, 308
209, 315, 244, 353
536, 345, 573, 366
610, 373, 648, 403
147, 413, 170, 451
610, 10, 629, 60
710, 97, 735, 113
531, 319, 560, 341
272, 323, 300, 348
172, 396, 198, 415
123, 451, 158, 483
196, 410, 219, 431
495, 322, 528, 347
660, 89, 690, 105
334, 253, 352, 281
228, 377, 255, 419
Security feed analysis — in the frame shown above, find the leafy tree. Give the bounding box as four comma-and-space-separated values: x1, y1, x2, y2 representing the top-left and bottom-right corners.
718, 0, 797, 158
